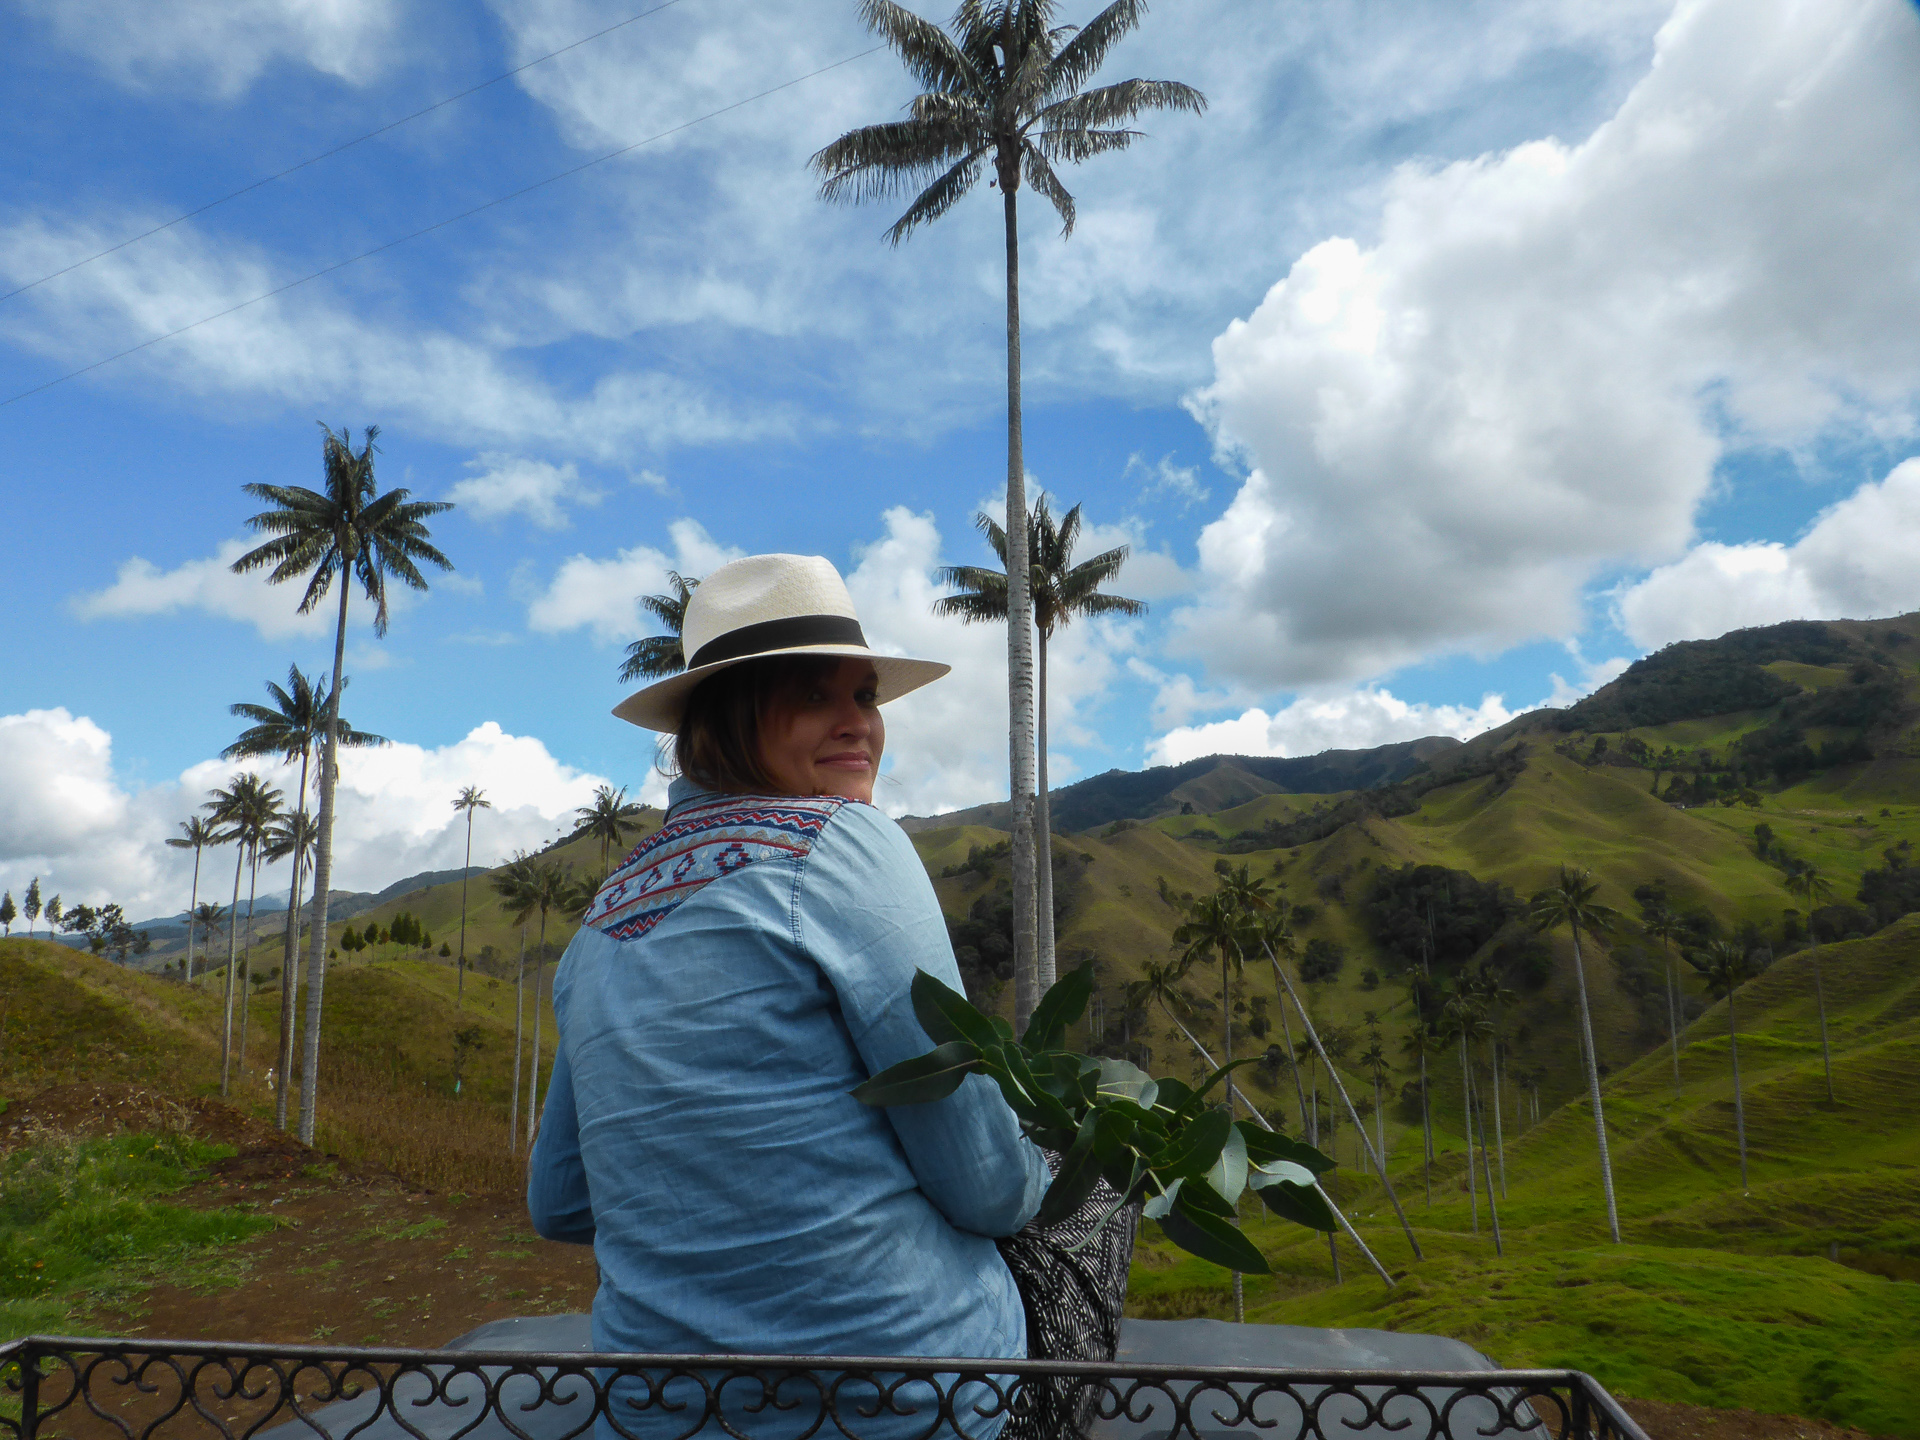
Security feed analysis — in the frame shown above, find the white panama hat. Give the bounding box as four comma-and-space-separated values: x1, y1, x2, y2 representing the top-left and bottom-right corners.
612, 552, 951, 732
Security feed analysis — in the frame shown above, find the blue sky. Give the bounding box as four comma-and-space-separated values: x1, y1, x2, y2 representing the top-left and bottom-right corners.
3, 0, 1919, 918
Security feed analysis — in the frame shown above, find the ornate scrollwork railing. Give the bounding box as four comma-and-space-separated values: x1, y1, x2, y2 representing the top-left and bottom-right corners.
0, 1336, 1649, 1440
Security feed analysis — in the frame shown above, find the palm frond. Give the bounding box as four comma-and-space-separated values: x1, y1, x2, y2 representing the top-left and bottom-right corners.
858, 0, 981, 93
1033, 76, 1204, 132
886, 151, 989, 244
815, 120, 980, 203
619, 635, 686, 683
1021, 145, 1075, 234
1039, 0, 1144, 101
1031, 126, 1138, 164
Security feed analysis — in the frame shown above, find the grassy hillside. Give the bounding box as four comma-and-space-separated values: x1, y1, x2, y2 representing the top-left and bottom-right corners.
1118, 915, 1920, 1434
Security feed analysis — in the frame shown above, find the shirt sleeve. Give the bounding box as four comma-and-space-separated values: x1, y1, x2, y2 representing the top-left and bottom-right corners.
795, 802, 1048, 1238
526, 1041, 597, 1245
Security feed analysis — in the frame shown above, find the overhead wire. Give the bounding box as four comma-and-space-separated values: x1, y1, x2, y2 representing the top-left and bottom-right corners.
0, 0, 695, 305
0, 46, 883, 412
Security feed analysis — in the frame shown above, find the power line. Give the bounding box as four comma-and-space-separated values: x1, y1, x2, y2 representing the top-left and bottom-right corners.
0, 47, 881, 412
0, 0, 695, 306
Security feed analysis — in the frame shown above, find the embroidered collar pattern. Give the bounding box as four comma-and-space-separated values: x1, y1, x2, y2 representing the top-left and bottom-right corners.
583, 792, 850, 942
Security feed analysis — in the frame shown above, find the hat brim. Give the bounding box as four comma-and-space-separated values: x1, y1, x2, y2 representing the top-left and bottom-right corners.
612, 644, 951, 732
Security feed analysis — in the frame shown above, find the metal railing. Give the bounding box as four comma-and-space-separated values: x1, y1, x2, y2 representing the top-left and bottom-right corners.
1, 1336, 1650, 1440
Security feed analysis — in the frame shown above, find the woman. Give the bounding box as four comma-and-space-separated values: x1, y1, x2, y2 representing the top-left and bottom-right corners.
528, 553, 1053, 1433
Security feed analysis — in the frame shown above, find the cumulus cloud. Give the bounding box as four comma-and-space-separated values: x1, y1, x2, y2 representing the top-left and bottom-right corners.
0, 709, 620, 922
74, 538, 339, 640
447, 453, 602, 529
19, 0, 403, 98
1615, 458, 1920, 649
1176, 0, 1920, 689
526, 519, 741, 643
1147, 689, 1520, 768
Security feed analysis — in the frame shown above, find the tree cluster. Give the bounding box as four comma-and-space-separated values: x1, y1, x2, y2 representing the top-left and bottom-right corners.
1362, 863, 1524, 974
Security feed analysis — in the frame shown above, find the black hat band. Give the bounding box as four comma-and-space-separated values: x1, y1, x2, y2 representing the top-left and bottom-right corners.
687, 614, 869, 670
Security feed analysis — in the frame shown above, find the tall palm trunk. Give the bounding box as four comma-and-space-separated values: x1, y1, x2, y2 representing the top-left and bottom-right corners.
1728, 989, 1750, 1191
1420, 1049, 1433, 1206
509, 925, 526, 1154
457, 810, 474, 1007
238, 842, 260, 1070
184, 847, 202, 983
1266, 950, 1423, 1258
1372, 1073, 1386, 1180
1569, 922, 1623, 1242
277, 748, 311, 1132
1000, 179, 1040, 1029
1475, 1056, 1503, 1255
1035, 631, 1055, 984
1809, 937, 1833, 1102
1218, 944, 1240, 1322
1460, 1034, 1478, 1235
221, 844, 244, 1096
1491, 1034, 1508, 1198
298, 580, 351, 1145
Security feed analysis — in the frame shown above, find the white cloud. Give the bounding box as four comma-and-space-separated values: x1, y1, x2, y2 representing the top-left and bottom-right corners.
20, 0, 403, 98
0, 214, 793, 460
447, 453, 603, 529
1126, 453, 1210, 511
74, 538, 335, 639
1176, 0, 1920, 690
527, 519, 741, 643
1614, 457, 1920, 649
1148, 688, 1520, 768
0, 709, 623, 922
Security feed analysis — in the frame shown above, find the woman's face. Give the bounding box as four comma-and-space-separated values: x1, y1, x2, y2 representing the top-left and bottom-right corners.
759, 657, 886, 803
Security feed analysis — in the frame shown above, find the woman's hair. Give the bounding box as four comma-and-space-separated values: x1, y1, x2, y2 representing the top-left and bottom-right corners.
672, 655, 841, 794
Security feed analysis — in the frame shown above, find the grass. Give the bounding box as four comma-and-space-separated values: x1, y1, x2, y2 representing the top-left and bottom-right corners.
0, 1128, 272, 1338
1124, 915, 1920, 1434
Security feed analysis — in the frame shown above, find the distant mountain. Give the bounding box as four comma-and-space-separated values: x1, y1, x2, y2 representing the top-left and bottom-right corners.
898, 736, 1460, 834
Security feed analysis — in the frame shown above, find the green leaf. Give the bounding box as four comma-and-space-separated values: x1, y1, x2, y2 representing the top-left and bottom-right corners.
850, 1040, 982, 1106
1152, 1076, 1195, 1114
1022, 961, 1094, 1051
1174, 1057, 1258, 1119
911, 969, 1000, 1049
1157, 1191, 1271, 1274
1090, 1104, 1133, 1161
1256, 1179, 1339, 1233
1038, 1114, 1104, 1227
1094, 1058, 1158, 1110
1238, 1124, 1335, 1176
1141, 1176, 1183, 1220
1147, 1107, 1231, 1180
1174, 1174, 1237, 1218
1005, 1043, 1079, 1135
990, 1016, 1015, 1043
1204, 1122, 1249, 1205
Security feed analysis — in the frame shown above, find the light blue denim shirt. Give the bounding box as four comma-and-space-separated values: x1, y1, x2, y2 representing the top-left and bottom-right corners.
527, 779, 1048, 1386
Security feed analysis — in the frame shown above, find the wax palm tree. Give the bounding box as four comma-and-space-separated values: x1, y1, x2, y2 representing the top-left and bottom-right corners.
618, 572, 699, 682
1124, 960, 1212, 1074
1441, 983, 1499, 1251
1171, 884, 1264, 1113
192, 902, 226, 967
1467, 961, 1517, 1197
816, 0, 1203, 1032
1691, 940, 1759, 1191
1399, 1021, 1439, 1205
1643, 905, 1688, 1094
934, 499, 1145, 982
492, 855, 538, 1153
1358, 1035, 1391, 1178
452, 787, 493, 1007
1783, 865, 1837, 1102
1532, 866, 1624, 1243
519, 859, 570, 1143
1257, 909, 1423, 1258
232, 422, 453, 1143
576, 783, 644, 877
226, 664, 385, 1129
260, 807, 317, 1110
166, 816, 218, 982
206, 774, 282, 1094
